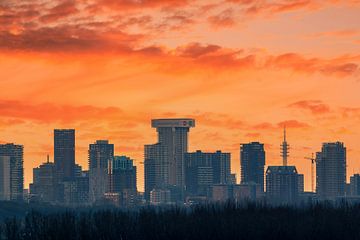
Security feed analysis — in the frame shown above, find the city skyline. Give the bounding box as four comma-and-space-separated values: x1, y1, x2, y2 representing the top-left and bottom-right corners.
1, 0, 360, 193
0, 121, 358, 193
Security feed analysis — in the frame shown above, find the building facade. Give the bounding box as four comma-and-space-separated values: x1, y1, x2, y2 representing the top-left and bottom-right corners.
184, 150, 231, 197
240, 142, 265, 192
266, 166, 300, 204
151, 119, 195, 189
0, 156, 11, 200
88, 140, 114, 202
144, 143, 168, 201
54, 129, 75, 179
0, 143, 24, 201
112, 156, 137, 192
316, 142, 346, 200
30, 160, 58, 203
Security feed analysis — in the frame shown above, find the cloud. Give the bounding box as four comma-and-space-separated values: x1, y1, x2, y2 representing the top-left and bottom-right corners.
93, 0, 190, 10
266, 53, 359, 77
228, 0, 319, 16
0, 100, 123, 124
288, 100, 331, 114
175, 42, 222, 58
0, 26, 144, 52
277, 120, 310, 128
309, 29, 360, 38
39, 1, 79, 23
208, 8, 236, 28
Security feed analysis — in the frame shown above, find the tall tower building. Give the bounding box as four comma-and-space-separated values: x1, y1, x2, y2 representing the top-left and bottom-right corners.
0, 144, 24, 201
240, 142, 265, 192
281, 127, 289, 166
151, 119, 195, 189
54, 129, 75, 179
185, 150, 231, 197
29, 157, 58, 203
88, 140, 114, 202
266, 166, 300, 204
144, 143, 168, 201
0, 156, 11, 200
316, 142, 346, 200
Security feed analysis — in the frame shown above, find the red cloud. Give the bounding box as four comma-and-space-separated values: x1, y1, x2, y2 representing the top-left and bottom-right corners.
175, 42, 222, 58
92, 0, 190, 10
208, 9, 236, 28
277, 120, 310, 128
0, 100, 123, 124
267, 53, 359, 77
39, 1, 79, 23
288, 100, 331, 114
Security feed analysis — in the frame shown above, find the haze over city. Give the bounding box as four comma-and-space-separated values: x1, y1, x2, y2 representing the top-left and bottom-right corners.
1, 0, 360, 194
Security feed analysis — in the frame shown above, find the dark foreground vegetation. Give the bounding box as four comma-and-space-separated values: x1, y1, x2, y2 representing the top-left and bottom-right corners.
1, 202, 360, 240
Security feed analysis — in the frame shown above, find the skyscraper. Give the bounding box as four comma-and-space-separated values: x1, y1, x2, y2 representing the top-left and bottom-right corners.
0, 156, 11, 200
112, 156, 137, 207
144, 143, 168, 201
185, 150, 231, 197
88, 140, 114, 202
54, 129, 75, 179
240, 142, 265, 192
266, 166, 300, 204
151, 119, 195, 189
112, 156, 137, 193
0, 143, 23, 201
30, 157, 58, 203
316, 142, 346, 200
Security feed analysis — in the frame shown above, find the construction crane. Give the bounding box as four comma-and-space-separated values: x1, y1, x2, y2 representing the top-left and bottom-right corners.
304, 153, 316, 192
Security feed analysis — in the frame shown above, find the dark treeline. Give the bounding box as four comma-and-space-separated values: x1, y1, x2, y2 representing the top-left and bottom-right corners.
1, 202, 360, 240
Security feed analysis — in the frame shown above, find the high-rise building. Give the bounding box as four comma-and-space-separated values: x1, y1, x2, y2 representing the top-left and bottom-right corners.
0, 143, 24, 201
266, 166, 300, 204
184, 150, 231, 197
316, 142, 346, 200
112, 156, 137, 195
151, 119, 195, 189
54, 129, 75, 179
0, 156, 11, 200
144, 143, 168, 201
349, 174, 360, 196
240, 142, 265, 192
88, 140, 114, 202
29, 157, 58, 203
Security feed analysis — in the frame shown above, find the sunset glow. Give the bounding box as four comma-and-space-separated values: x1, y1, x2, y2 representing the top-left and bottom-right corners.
1, 0, 360, 192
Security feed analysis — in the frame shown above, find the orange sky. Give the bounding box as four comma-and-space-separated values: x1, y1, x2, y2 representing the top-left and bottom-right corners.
0, 0, 360, 192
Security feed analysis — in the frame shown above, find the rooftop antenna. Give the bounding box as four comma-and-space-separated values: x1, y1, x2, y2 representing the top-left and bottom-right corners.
281, 126, 289, 166
47, 154, 50, 163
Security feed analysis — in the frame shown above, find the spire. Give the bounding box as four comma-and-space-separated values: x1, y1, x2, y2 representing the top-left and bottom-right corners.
281, 126, 289, 166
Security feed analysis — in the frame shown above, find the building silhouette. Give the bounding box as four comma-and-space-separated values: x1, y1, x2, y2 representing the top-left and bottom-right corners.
112, 156, 137, 206
54, 129, 75, 179
184, 150, 231, 197
0, 143, 23, 201
88, 140, 114, 203
240, 142, 265, 192
349, 174, 360, 196
0, 156, 11, 200
316, 142, 346, 200
144, 143, 168, 201
29, 156, 58, 203
151, 119, 195, 190
266, 166, 300, 204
